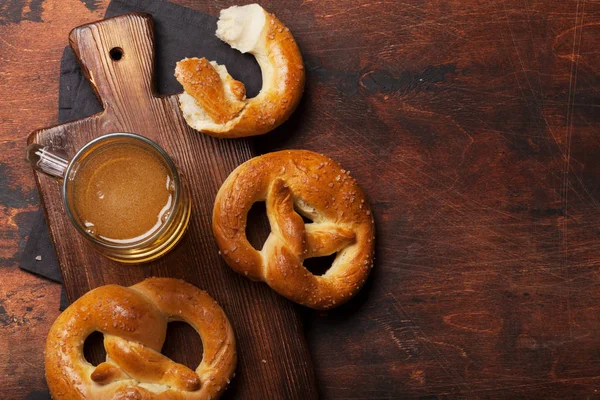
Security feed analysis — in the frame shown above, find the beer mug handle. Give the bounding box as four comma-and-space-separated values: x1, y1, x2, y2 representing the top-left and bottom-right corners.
26, 144, 69, 179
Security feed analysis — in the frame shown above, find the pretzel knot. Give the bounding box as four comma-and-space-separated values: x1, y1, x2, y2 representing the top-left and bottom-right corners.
45, 278, 236, 399
213, 150, 375, 310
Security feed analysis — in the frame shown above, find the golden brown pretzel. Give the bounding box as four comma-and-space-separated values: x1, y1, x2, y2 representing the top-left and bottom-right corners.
45, 278, 236, 399
175, 4, 305, 138
213, 150, 375, 310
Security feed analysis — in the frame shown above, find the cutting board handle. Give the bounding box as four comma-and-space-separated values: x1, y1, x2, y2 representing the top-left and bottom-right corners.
68, 13, 156, 119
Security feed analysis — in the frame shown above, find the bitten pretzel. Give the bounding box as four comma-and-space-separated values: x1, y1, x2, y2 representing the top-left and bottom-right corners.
175, 4, 305, 138
213, 150, 375, 310
45, 278, 236, 399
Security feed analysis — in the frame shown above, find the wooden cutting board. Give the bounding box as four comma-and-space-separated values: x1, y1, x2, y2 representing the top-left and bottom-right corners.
28, 13, 317, 399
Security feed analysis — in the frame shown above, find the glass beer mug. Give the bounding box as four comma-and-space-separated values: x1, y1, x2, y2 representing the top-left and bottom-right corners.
27, 133, 191, 263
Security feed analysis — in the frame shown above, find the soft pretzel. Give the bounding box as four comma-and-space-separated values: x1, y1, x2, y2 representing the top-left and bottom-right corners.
175, 4, 305, 138
213, 150, 375, 310
45, 278, 236, 399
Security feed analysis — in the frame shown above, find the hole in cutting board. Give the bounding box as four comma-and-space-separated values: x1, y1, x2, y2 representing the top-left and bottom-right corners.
109, 47, 123, 61
246, 202, 270, 250
161, 321, 203, 370
83, 331, 107, 366
304, 253, 337, 276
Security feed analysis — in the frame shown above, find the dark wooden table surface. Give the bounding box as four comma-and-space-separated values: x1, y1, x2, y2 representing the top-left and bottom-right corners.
1, 0, 599, 399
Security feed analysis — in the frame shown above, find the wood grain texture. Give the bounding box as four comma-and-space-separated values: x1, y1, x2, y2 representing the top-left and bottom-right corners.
27, 10, 317, 400
1, 0, 600, 399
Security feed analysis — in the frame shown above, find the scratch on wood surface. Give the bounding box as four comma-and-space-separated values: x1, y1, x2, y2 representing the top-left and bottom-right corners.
562, 0, 585, 340
553, 22, 600, 60
443, 311, 503, 334
419, 337, 468, 358
382, 322, 417, 361
410, 368, 426, 385
387, 293, 479, 397
501, 0, 561, 160
445, 376, 600, 394
320, 1, 385, 19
